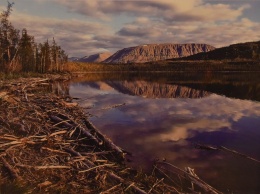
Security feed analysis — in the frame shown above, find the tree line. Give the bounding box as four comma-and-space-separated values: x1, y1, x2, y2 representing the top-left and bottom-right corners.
0, 2, 68, 73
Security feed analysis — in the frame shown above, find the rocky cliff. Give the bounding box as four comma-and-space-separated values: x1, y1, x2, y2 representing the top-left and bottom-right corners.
104, 43, 215, 63
107, 81, 210, 98
78, 52, 112, 63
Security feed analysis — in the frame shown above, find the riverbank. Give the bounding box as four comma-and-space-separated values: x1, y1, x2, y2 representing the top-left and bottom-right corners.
64, 60, 260, 73
0, 75, 221, 193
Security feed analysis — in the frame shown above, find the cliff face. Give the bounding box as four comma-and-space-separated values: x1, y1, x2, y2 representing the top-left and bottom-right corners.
107, 81, 210, 98
78, 52, 112, 63
104, 43, 215, 63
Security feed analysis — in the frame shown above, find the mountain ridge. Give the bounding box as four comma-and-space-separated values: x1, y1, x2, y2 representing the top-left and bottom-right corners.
69, 52, 112, 63
104, 43, 215, 63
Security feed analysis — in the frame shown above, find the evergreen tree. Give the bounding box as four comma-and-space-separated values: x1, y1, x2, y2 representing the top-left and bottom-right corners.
0, 2, 20, 72
18, 28, 35, 71
51, 37, 58, 71
0, 2, 68, 73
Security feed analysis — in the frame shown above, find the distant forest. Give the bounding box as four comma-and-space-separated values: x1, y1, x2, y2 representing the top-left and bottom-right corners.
0, 2, 68, 73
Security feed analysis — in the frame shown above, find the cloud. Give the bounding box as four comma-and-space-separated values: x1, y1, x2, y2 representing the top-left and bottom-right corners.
53, 0, 248, 22
9, 11, 112, 56
117, 26, 162, 38
158, 119, 231, 142
73, 83, 260, 142
5, 0, 260, 57
115, 16, 260, 47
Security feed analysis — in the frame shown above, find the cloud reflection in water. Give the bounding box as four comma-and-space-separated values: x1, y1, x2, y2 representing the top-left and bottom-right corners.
70, 80, 260, 192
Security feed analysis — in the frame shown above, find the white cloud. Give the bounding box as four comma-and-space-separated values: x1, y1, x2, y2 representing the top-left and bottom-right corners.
159, 119, 232, 142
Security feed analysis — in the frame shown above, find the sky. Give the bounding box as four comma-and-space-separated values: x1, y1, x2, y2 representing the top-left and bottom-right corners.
1, 0, 260, 57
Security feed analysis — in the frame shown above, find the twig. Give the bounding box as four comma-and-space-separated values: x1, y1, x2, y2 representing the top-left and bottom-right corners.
41, 147, 69, 155
63, 147, 95, 168
148, 178, 164, 194
34, 165, 71, 170
107, 172, 147, 194
79, 164, 115, 173
0, 140, 22, 148
49, 130, 67, 137
100, 183, 122, 194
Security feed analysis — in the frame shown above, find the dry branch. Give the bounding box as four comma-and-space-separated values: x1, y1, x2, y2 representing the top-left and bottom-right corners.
195, 143, 260, 164
79, 164, 115, 173
0, 157, 22, 181
156, 161, 222, 194
84, 119, 125, 157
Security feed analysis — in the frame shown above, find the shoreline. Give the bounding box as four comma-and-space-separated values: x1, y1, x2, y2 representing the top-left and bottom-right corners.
0, 75, 221, 193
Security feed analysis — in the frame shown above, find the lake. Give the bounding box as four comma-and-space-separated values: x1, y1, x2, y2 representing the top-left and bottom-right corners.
69, 72, 260, 193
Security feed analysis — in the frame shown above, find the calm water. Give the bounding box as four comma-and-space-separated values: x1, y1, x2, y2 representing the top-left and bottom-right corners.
69, 72, 260, 193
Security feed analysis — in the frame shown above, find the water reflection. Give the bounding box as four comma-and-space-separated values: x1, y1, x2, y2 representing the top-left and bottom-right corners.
107, 81, 210, 98
69, 75, 260, 193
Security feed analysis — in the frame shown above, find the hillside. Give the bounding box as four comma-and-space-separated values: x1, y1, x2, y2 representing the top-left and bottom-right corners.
177, 40, 260, 61
69, 52, 112, 63
68, 57, 80, 62
104, 43, 215, 63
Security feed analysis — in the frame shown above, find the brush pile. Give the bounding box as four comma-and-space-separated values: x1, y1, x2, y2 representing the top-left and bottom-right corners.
0, 75, 221, 194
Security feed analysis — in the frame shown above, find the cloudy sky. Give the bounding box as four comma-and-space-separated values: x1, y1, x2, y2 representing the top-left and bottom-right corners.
1, 0, 259, 57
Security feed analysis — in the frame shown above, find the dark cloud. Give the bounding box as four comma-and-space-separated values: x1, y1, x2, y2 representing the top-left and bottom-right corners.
117, 27, 154, 37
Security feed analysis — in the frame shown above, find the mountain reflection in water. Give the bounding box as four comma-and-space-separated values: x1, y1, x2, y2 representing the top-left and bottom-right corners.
106, 81, 210, 98
69, 74, 260, 193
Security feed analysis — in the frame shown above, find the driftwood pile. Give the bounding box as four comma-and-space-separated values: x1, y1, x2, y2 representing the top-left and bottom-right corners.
0, 76, 222, 194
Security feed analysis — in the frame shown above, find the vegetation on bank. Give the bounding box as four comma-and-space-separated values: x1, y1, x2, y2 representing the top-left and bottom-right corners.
178, 40, 260, 61
64, 60, 260, 73
0, 2, 68, 74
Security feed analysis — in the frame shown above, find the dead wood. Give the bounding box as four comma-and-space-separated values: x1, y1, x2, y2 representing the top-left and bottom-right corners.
195, 143, 260, 164
49, 114, 101, 145
107, 172, 148, 194
156, 161, 222, 194
0, 75, 221, 193
0, 157, 22, 181
219, 146, 260, 164
83, 119, 125, 157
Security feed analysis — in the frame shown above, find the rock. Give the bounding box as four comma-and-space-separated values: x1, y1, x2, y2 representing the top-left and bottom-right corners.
104, 43, 215, 63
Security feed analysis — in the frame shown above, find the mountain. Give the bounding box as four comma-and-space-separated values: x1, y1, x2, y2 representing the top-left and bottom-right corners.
68, 57, 80, 62
104, 43, 215, 63
106, 81, 210, 98
177, 40, 260, 61
78, 52, 112, 63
